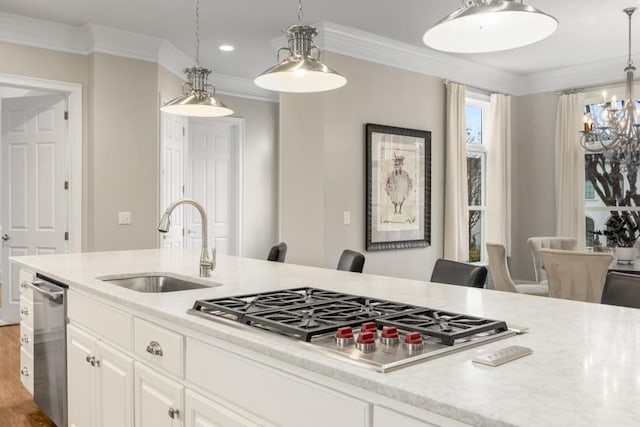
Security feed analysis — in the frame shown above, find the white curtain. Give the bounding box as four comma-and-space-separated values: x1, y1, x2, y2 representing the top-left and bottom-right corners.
486, 94, 512, 254
555, 93, 586, 249
444, 82, 469, 261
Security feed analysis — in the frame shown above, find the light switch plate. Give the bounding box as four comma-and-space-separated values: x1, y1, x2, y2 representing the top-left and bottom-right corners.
118, 211, 131, 225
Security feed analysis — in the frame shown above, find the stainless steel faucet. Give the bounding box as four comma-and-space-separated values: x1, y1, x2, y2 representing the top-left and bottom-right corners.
158, 198, 215, 277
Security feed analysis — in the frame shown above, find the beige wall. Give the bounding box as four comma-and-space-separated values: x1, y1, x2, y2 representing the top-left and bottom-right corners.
280, 53, 445, 280
510, 92, 560, 280
87, 53, 160, 251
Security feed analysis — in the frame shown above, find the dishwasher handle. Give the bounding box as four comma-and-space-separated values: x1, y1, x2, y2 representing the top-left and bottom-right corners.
29, 280, 65, 303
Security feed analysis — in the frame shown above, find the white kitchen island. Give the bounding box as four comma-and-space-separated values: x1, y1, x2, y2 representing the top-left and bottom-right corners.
11, 248, 640, 427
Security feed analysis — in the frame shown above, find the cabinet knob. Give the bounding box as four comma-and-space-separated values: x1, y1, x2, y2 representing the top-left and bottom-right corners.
21, 335, 30, 344
168, 407, 180, 419
20, 307, 29, 316
20, 367, 29, 377
146, 340, 163, 356
86, 355, 99, 367
20, 282, 29, 290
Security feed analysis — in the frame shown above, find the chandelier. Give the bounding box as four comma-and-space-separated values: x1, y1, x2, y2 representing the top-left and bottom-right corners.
161, 0, 233, 117
254, 0, 347, 93
581, 8, 640, 160
423, 0, 558, 53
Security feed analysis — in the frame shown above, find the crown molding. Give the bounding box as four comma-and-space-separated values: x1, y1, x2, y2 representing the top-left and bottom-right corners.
0, 11, 88, 54
85, 24, 163, 62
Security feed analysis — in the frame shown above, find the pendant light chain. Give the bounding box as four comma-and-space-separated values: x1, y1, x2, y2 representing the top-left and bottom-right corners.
627, 8, 634, 68
195, 0, 201, 67
297, 0, 304, 23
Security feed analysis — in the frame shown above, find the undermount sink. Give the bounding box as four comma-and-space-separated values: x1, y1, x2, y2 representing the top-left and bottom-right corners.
99, 274, 221, 293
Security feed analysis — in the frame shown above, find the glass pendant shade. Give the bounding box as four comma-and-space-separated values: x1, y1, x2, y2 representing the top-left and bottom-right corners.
255, 24, 347, 93
423, 0, 558, 53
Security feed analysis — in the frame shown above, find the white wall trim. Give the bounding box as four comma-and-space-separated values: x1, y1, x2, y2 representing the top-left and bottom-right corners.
0, 12, 88, 54
0, 72, 83, 252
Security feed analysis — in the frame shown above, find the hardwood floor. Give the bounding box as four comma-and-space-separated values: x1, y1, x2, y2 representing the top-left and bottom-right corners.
0, 325, 55, 427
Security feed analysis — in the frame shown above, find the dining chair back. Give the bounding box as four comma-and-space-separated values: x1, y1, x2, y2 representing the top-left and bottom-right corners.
527, 237, 578, 285
486, 243, 549, 296
337, 249, 365, 273
430, 259, 487, 288
539, 249, 613, 303
266, 242, 287, 263
601, 272, 640, 308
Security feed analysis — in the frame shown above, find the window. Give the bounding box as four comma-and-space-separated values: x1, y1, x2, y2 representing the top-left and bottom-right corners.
465, 97, 489, 262
583, 89, 640, 248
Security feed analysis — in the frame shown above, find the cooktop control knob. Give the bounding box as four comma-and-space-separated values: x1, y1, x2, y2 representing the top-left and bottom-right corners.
335, 326, 354, 347
355, 331, 376, 353
361, 322, 378, 336
380, 326, 400, 345
403, 331, 424, 352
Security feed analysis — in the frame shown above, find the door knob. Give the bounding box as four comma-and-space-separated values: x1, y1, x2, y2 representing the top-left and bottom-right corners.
2, 234, 9, 241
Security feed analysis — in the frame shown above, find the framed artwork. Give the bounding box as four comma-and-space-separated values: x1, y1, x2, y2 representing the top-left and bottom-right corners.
365, 123, 431, 251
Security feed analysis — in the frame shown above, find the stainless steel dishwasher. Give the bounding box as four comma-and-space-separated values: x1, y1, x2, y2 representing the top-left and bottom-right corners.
30, 275, 68, 427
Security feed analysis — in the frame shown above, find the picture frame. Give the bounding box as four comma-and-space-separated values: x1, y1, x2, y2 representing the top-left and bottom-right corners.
365, 123, 431, 251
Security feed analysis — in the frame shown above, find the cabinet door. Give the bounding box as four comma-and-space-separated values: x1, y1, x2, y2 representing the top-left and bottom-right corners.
67, 325, 96, 427
96, 340, 134, 427
135, 362, 184, 427
185, 389, 259, 427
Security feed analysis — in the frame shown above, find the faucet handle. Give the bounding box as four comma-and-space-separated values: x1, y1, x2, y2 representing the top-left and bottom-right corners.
211, 247, 216, 271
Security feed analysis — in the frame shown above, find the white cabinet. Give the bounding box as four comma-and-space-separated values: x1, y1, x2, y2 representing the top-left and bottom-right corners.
67, 324, 134, 427
135, 362, 184, 427
184, 389, 259, 427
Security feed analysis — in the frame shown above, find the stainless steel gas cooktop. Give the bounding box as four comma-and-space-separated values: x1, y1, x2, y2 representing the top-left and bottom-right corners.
188, 287, 521, 372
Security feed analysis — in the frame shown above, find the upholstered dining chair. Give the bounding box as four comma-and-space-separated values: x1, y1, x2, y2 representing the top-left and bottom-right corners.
538, 249, 613, 303
527, 237, 578, 286
337, 249, 365, 273
266, 242, 287, 263
430, 259, 487, 288
601, 272, 640, 309
486, 243, 548, 296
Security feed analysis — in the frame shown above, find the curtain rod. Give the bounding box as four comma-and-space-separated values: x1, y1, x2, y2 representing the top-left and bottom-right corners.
551, 78, 640, 95
442, 79, 504, 96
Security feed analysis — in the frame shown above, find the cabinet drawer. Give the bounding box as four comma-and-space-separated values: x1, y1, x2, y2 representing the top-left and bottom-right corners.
20, 322, 34, 355
20, 347, 34, 396
134, 318, 183, 378
19, 270, 34, 301
185, 389, 260, 427
186, 338, 370, 427
68, 291, 133, 350
20, 295, 34, 329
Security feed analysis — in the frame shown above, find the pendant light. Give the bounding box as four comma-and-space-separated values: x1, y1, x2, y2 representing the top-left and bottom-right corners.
161, 0, 233, 117
254, 0, 347, 93
423, 0, 558, 53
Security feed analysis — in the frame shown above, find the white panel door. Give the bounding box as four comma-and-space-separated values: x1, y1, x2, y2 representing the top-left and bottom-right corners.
160, 112, 187, 248
1, 94, 68, 322
186, 120, 236, 255
135, 362, 184, 427
67, 325, 96, 427
96, 340, 134, 427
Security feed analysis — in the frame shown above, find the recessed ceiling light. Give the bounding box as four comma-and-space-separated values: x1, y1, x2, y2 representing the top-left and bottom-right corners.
219, 45, 234, 52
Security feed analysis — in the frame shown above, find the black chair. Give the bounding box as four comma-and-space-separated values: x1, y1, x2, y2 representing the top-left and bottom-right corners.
266, 242, 287, 263
430, 259, 487, 288
601, 272, 640, 308
337, 249, 365, 273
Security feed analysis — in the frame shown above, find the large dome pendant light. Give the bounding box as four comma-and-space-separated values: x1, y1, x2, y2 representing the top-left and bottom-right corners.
423, 0, 558, 53
254, 0, 347, 93
161, 0, 233, 117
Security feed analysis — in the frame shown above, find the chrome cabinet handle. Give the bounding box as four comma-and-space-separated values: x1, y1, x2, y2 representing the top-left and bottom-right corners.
21, 367, 29, 377
20, 307, 29, 316
21, 335, 30, 344
168, 407, 179, 419
85, 355, 100, 367
20, 282, 29, 290
2, 234, 9, 241
146, 341, 163, 356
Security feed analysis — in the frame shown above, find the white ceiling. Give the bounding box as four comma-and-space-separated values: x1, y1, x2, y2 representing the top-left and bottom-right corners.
0, 0, 639, 82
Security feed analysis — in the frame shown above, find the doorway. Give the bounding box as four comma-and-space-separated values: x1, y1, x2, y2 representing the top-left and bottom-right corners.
0, 74, 82, 324
159, 106, 243, 256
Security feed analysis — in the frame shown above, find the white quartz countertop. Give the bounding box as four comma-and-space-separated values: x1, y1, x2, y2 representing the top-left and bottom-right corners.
11, 249, 640, 426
